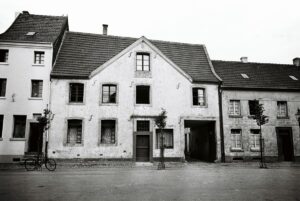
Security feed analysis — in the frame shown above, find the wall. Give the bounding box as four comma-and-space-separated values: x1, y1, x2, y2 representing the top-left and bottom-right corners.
0, 42, 53, 162
49, 41, 220, 161
222, 90, 300, 161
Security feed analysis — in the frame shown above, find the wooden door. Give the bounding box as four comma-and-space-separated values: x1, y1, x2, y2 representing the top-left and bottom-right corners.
277, 128, 294, 161
136, 135, 150, 162
28, 123, 43, 153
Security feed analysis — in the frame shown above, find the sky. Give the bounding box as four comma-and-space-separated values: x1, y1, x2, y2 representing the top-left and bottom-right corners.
1, 0, 300, 64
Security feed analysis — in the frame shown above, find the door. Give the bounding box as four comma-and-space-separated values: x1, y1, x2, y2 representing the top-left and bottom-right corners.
277, 128, 294, 161
136, 135, 150, 162
28, 123, 43, 153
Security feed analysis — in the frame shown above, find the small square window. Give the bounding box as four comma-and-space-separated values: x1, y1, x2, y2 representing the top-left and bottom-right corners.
0, 49, 8, 63
277, 101, 288, 118
229, 100, 241, 116
248, 100, 259, 116
69, 83, 84, 103
231, 129, 242, 149
67, 120, 82, 145
136, 85, 150, 104
156, 129, 174, 149
101, 120, 116, 144
193, 88, 206, 106
137, 120, 150, 131
31, 80, 43, 98
34, 51, 45, 64
136, 53, 150, 71
0, 79, 7, 97
102, 84, 117, 103
13, 115, 26, 138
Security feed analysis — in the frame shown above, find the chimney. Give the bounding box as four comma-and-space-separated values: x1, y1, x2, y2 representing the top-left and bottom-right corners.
293, 57, 300, 67
22, 11, 30, 15
240, 57, 248, 63
102, 24, 108, 35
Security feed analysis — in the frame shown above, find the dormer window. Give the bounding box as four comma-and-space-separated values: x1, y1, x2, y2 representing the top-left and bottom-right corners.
241, 73, 249, 79
136, 52, 150, 71
289, 75, 298, 81
26, 32, 36, 36
34, 51, 44, 64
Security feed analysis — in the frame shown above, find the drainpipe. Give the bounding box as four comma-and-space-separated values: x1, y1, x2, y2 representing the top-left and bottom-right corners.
218, 83, 225, 162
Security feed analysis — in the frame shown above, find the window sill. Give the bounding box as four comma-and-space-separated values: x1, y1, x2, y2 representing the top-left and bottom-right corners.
28, 97, 43, 100
250, 147, 260, 152
10, 138, 26, 141
63, 143, 83, 147
0, 97, 6, 100
192, 105, 208, 108
248, 115, 255, 119
32, 64, 45, 67
135, 103, 151, 107
98, 143, 117, 146
100, 103, 118, 106
68, 102, 85, 105
0, 62, 9, 65
230, 147, 244, 152
277, 116, 289, 119
229, 115, 242, 118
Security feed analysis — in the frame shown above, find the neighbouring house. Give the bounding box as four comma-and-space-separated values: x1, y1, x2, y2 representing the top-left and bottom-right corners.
213, 58, 300, 162
49, 26, 222, 162
0, 11, 68, 163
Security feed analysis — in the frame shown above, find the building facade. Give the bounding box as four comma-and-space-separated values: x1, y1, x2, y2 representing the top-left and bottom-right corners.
0, 11, 68, 162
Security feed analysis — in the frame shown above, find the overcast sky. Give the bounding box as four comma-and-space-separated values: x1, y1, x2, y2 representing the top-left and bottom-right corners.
1, 0, 299, 64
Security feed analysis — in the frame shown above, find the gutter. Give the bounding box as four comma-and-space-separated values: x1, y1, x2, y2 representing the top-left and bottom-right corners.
218, 82, 225, 162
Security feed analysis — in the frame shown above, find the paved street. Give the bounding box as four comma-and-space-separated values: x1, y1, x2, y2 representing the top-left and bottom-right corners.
0, 163, 299, 201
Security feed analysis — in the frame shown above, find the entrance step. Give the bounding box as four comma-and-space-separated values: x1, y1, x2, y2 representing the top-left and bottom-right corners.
135, 162, 153, 167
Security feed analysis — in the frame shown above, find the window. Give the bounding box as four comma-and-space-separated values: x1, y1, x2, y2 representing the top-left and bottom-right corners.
13, 115, 26, 138
101, 120, 116, 144
241, 73, 249, 79
156, 129, 173, 149
67, 120, 82, 145
0, 49, 8, 63
250, 129, 260, 149
0, 115, 3, 138
69, 83, 84, 103
31, 80, 43, 98
193, 88, 206, 106
231, 129, 242, 149
289, 75, 298, 81
137, 120, 150, 131
229, 100, 241, 116
136, 85, 150, 104
277, 101, 288, 118
102, 84, 117, 103
34, 51, 44, 64
0, 79, 7, 97
248, 100, 258, 116
136, 52, 150, 71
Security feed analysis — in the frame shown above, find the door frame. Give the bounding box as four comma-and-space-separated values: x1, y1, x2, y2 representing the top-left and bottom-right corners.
276, 127, 294, 161
133, 131, 153, 162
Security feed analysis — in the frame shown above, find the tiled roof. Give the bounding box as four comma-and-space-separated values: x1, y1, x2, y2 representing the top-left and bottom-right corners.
0, 11, 68, 44
51, 31, 219, 82
212, 60, 300, 90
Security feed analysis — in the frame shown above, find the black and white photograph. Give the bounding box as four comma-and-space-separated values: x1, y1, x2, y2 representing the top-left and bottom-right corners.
0, 0, 299, 200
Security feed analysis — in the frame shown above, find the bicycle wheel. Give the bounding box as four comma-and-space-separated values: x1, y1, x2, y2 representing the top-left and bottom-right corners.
25, 158, 36, 171
45, 159, 56, 171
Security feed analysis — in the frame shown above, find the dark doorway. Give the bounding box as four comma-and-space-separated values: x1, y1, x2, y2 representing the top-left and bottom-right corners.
28, 123, 43, 153
276, 128, 294, 161
136, 135, 150, 162
184, 120, 216, 162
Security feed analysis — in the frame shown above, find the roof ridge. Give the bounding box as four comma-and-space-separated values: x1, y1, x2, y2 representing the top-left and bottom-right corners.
21, 13, 68, 19
212, 59, 294, 66
150, 38, 204, 47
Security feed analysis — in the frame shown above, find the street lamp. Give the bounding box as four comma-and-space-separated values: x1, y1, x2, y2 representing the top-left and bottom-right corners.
295, 108, 300, 127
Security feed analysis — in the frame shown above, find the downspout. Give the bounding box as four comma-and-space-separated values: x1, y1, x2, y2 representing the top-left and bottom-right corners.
218, 82, 225, 162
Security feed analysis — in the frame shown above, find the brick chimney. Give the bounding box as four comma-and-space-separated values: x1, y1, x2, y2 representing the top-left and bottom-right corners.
22, 11, 30, 15
240, 57, 248, 63
102, 24, 108, 35
293, 57, 300, 67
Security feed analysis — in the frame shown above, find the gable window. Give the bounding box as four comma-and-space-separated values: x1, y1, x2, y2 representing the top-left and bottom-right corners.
248, 100, 258, 116
193, 88, 206, 106
231, 129, 242, 150
156, 129, 174, 149
67, 120, 83, 145
250, 129, 260, 150
0, 115, 3, 138
13, 115, 26, 138
277, 101, 288, 118
100, 120, 116, 144
136, 52, 150, 71
136, 85, 150, 104
137, 120, 150, 131
229, 100, 241, 116
69, 83, 84, 103
102, 84, 117, 103
0, 79, 7, 97
31, 80, 43, 98
34, 51, 45, 64
0, 50, 8, 63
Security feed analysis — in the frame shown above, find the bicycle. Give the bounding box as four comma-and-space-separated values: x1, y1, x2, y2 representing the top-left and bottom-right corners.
25, 154, 56, 171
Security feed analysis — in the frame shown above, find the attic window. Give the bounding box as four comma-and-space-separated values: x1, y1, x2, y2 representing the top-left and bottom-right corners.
289, 75, 298, 81
26, 32, 36, 36
241, 74, 249, 79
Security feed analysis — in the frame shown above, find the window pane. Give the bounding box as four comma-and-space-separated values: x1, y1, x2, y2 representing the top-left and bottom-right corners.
70, 83, 84, 102
136, 85, 150, 104
67, 120, 82, 144
101, 120, 116, 144
137, 120, 150, 131
0, 79, 6, 97
0, 50, 8, 62
136, 53, 150, 71
156, 129, 173, 149
0, 115, 3, 138
193, 88, 205, 106
13, 115, 26, 138
31, 80, 43, 97
249, 100, 258, 115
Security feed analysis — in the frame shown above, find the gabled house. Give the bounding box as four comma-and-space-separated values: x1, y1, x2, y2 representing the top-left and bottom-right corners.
0, 11, 68, 163
213, 58, 300, 162
49, 27, 222, 162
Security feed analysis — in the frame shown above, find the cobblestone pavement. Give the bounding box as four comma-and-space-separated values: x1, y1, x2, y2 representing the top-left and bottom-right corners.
0, 162, 299, 201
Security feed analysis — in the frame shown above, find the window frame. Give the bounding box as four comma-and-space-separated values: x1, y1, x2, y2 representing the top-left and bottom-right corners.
64, 118, 84, 146
230, 129, 243, 151
99, 118, 118, 146
69, 82, 85, 104
277, 101, 288, 118
100, 83, 118, 105
229, 100, 241, 117
135, 84, 151, 105
250, 129, 260, 151
155, 128, 174, 149
12, 115, 27, 139
30, 80, 43, 98
0, 49, 9, 63
192, 86, 207, 107
248, 100, 259, 116
0, 78, 7, 97
136, 52, 150, 72
34, 51, 45, 65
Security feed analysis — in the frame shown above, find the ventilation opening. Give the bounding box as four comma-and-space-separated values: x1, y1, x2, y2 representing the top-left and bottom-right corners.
12, 158, 21, 162
232, 157, 243, 161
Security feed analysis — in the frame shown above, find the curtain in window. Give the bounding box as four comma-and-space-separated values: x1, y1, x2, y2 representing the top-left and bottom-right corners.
277, 102, 287, 117
101, 120, 115, 144
156, 129, 173, 148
